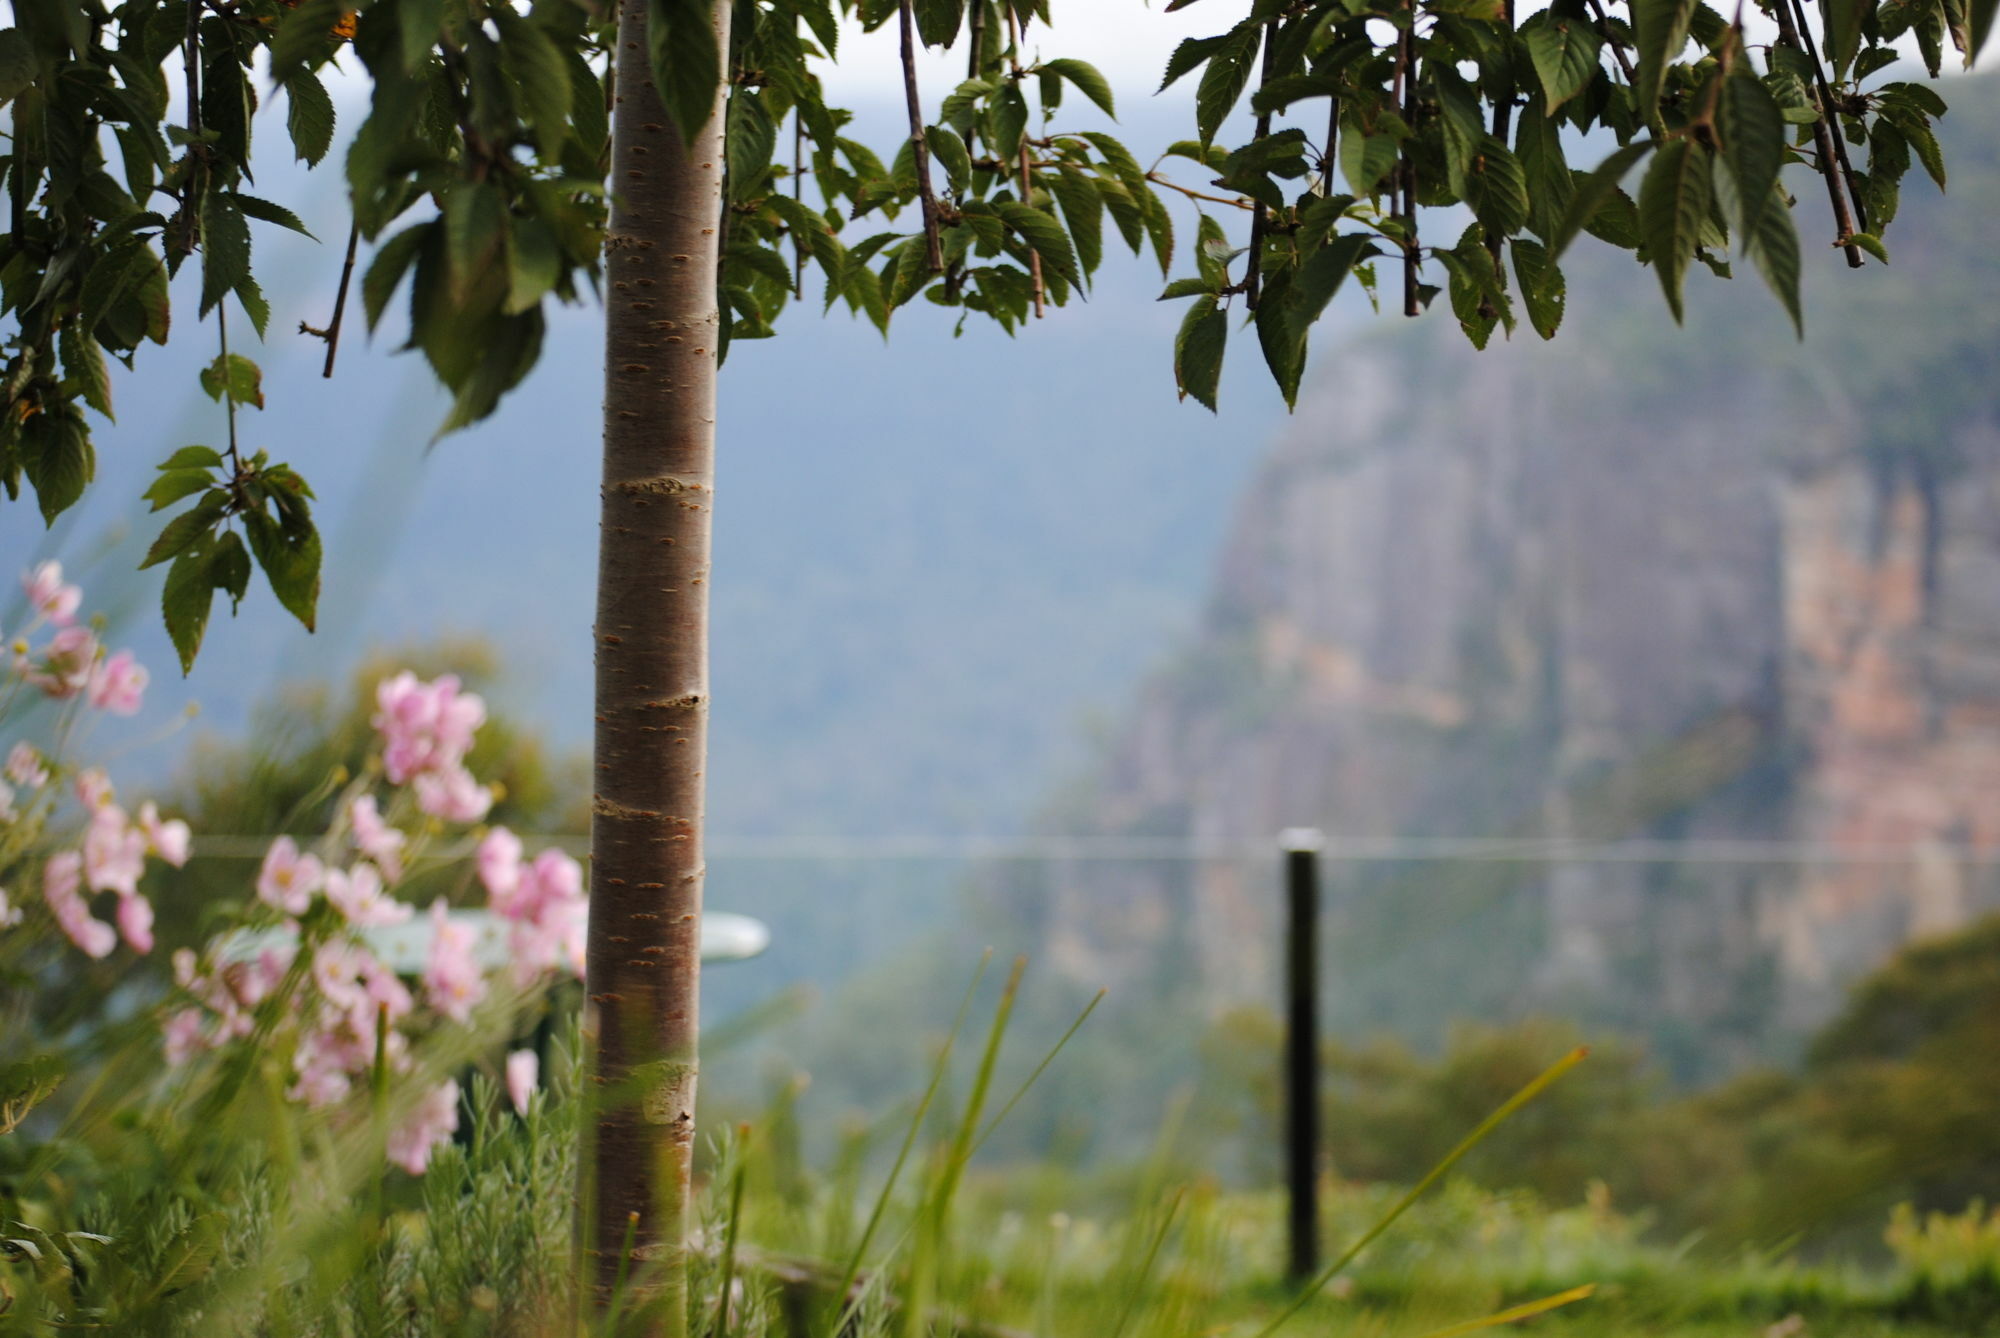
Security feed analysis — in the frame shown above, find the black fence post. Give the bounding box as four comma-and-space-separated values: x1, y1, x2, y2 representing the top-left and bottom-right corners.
1281, 827, 1323, 1283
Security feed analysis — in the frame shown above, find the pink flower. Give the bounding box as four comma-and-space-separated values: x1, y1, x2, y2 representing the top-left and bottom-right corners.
73, 768, 113, 810
162, 1008, 207, 1065
0, 885, 21, 928
422, 900, 485, 1022
325, 863, 412, 927
347, 796, 407, 882
387, 1079, 460, 1175
0, 780, 13, 823
30, 625, 97, 698
257, 837, 324, 914
115, 893, 155, 954
44, 851, 115, 958
138, 802, 192, 867
5, 743, 47, 788
413, 765, 492, 823
371, 673, 485, 785
22, 562, 80, 627
506, 1049, 539, 1114
86, 649, 147, 715
476, 827, 523, 907
290, 1033, 354, 1109
83, 806, 146, 897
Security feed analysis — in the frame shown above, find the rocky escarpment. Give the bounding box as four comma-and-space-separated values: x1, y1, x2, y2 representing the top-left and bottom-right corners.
1024, 79, 2000, 1079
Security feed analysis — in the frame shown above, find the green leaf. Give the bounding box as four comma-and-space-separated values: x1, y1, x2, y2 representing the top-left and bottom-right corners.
1140, 189, 1175, 277
363, 224, 430, 331
244, 506, 322, 632
1848, 229, 1889, 263
443, 183, 507, 303
1740, 185, 1804, 334
231, 194, 316, 241
1051, 167, 1104, 278
1463, 138, 1531, 238
1546, 139, 1656, 263
726, 91, 778, 201
159, 446, 226, 471
60, 325, 112, 419
1510, 237, 1565, 339
144, 469, 213, 513
1160, 34, 1233, 91
647, 0, 724, 145
915, 0, 961, 46
19, 411, 94, 526
1717, 71, 1784, 240
1969, 0, 1995, 60
1038, 58, 1116, 117
1173, 299, 1227, 411
235, 276, 271, 339
1824, 0, 1875, 74
0, 28, 36, 105
1159, 277, 1219, 299
1195, 26, 1263, 147
142, 492, 229, 570
494, 8, 572, 158
1636, 137, 1714, 323
1255, 271, 1306, 408
1524, 14, 1604, 109
1515, 96, 1575, 241
922, 126, 969, 193
161, 543, 217, 674
1250, 73, 1346, 116
199, 196, 251, 318
200, 353, 264, 409
993, 200, 1083, 289
1631, 0, 1696, 120
507, 216, 563, 315
284, 73, 336, 167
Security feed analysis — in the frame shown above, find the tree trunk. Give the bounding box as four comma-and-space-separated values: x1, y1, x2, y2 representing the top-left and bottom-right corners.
586, 0, 731, 1328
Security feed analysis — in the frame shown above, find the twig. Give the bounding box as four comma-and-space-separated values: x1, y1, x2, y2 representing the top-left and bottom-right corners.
1583, 0, 1639, 85
1787, 0, 1869, 235
968, 0, 986, 80
180, 0, 203, 257
1395, 0, 1420, 316
1146, 173, 1257, 210
898, 0, 945, 273
315, 218, 360, 378
216, 306, 240, 472
1769, 0, 1863, 265
793, 110, 806, 295
1244, 22, 1279, 309
1323, 94, 1341, 193
1005, 4, 1044, 317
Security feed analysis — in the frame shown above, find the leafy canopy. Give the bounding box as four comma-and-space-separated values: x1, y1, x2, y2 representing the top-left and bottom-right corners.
0, 0, 1983, 663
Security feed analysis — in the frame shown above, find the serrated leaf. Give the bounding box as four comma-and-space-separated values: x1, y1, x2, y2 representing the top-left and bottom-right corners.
1825, 0, 1875, 74
925, 125, 972, 192
0, 29, 35, 105
60, 324, 111, 419
648, 0, 723, 145
284, 73, 336, 167
144, 468, 213, 512
1160, 33, 1233, 91
1255, 271, 1306, 407
1051, 167, 1103, 278
1159, 277, 1219, 299
1510, 237, 1566, 338
142, 492, 228, 569
1632, 0, 1696, 119
199, 197, 250, 318
244, 507, 321, 632
363, 224, 429, 331
1636, 137, 1714, 323
1847, 229, 1889, 262
1740, 185, 1804, 333
726, 90, 777, 200
1547, 139, 1656, 262
1195, 26, 1263, 147
1717, 71, 1784, 240
20, 412, 94, 525
200, 353, 264, 409
1038, 58, 1116, 117
1524, 15, 1604, 109
494, 8, 572, 159
1463, 138, 1530, 238
159, 446, 225, 471
162, 543, 217, 673
993, 200, 1083, 288
211, 530, 252, 610
1173, 299, 1226, 411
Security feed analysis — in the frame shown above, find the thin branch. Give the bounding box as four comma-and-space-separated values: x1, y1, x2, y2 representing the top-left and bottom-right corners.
1244, 22, 1280, 309
968, 0, 986, 80
1005, 4, 1044, 317
1146, 172, 1257, 210
216, 306, 240, 472
180, 0, 202, 257
1482, 0, 1518, 316
313, 218, 360, 378
1786, 0, 1869, 235
898, 0, 945, 273
1583, 0, 1639, 86
793, 108, 806, 295
1395, 2, 1420, 317
1323, 93, 1341, 193
1769, 0, 1864, 266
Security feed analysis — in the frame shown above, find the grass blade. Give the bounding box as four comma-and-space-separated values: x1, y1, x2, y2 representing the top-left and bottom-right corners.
1407, 1284, 1598, 1338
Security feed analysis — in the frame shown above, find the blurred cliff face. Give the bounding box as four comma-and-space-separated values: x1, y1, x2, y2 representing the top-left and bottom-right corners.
1029, 77, 2000, 1081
